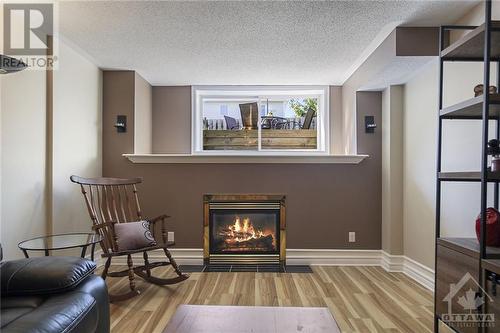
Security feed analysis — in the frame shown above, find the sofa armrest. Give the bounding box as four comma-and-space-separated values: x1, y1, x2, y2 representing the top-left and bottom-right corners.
74, 275, 110, 333
1, 257, 96, 296
1, 291, 98, 333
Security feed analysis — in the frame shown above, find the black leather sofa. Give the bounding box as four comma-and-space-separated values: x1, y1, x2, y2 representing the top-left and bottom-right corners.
1, 256, 110, 333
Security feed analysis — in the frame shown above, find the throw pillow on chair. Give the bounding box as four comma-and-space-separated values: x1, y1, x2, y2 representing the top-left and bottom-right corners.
114, 221, 157, 251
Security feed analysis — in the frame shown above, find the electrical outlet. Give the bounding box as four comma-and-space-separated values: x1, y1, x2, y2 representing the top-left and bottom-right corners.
168, 232, 175, 242
348, 232, 356, 243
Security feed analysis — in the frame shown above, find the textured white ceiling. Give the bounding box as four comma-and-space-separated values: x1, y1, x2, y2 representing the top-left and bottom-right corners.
59, 0, 478, 85
358, 56, 435, 91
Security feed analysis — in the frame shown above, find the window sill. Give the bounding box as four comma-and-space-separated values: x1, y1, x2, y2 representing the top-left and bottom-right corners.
123, 154, 368, 164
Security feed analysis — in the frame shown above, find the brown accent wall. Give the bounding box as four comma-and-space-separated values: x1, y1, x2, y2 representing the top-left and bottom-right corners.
152, 86, 192, 153
395, 27, 439, 57
102, 75, 382, 249
357, 91, 383, 245
103, 71, 136, 172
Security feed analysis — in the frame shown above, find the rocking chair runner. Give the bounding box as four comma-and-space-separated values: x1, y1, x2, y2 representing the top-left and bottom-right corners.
70, 175, 189, 302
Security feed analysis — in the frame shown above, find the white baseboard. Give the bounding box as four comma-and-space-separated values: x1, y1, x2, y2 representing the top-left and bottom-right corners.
381, 251, 435, 290
401, 255, 435, 291
89, 248, 434, 291
380, 252, 405, 271
286, 249, 382, 266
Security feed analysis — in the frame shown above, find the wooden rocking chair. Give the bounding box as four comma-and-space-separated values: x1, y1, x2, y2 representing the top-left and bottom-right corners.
70, 175, 189, 302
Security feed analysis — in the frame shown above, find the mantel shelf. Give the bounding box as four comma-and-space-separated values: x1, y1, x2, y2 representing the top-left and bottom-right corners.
123, 154, 368, 164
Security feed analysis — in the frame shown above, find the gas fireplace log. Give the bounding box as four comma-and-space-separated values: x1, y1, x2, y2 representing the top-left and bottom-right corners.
225, 234, 275, 250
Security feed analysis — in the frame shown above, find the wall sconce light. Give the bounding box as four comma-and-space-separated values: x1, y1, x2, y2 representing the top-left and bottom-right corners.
114, 115, 127, 133
365, 116, 377, 133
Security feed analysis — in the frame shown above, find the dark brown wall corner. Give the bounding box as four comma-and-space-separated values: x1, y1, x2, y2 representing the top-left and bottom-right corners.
396, 27, 439, 56
102, 71, 136, 175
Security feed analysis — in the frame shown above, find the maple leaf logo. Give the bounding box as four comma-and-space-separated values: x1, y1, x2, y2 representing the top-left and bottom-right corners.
457, 289, 484, 312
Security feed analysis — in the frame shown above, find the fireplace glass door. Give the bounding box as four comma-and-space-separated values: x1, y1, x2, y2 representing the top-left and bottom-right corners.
209, 204, 280, 255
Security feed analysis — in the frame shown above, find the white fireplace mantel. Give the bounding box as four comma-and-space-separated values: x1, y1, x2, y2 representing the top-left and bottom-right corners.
123, 154, 368, 164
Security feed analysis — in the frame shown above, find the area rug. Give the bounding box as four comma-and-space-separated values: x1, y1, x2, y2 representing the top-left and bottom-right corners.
163, 305, 340, 333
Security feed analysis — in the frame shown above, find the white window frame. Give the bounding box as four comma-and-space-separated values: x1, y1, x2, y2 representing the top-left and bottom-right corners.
191, 85, 330, 156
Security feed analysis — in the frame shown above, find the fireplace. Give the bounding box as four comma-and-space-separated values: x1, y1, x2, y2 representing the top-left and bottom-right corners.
204, 194, 286, 265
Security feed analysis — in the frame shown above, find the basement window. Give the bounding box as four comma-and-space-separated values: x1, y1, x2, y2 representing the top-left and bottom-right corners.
192, 86, 329, 155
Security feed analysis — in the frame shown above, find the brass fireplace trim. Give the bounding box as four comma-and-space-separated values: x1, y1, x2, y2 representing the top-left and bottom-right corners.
203, 194, 286, 265
209, 254, 280, 265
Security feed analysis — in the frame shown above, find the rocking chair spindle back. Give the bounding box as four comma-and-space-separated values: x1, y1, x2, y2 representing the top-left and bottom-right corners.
70, 175, 189, 302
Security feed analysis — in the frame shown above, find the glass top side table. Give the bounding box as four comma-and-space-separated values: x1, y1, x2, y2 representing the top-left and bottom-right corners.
18, 233, 102, 260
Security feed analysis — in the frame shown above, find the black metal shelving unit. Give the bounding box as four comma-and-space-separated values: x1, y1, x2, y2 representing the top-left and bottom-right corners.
435, 1, 500, 332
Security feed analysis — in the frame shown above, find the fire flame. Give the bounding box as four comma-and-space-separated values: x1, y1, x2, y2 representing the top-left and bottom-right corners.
221, 216, 268, 243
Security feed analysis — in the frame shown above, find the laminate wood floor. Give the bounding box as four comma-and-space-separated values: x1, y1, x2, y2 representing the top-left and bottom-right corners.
104, 266, 434, 333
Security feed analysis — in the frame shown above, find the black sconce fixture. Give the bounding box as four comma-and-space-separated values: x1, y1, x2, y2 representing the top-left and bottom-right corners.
114, 115, 127, 133
365, 116, 377, 133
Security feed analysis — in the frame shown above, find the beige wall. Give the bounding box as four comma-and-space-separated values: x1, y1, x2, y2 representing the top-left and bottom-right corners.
134, 73, 152, 154
403, 60, 498, 268
381, 85, 404, 255
0, 39, 101, 259
330, 86, 343, 153
52, 39, 102, 235
1, 70, 47, 260
402, 3, 500, 269
0, 1, 3, 254
403, 64, 438, 268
